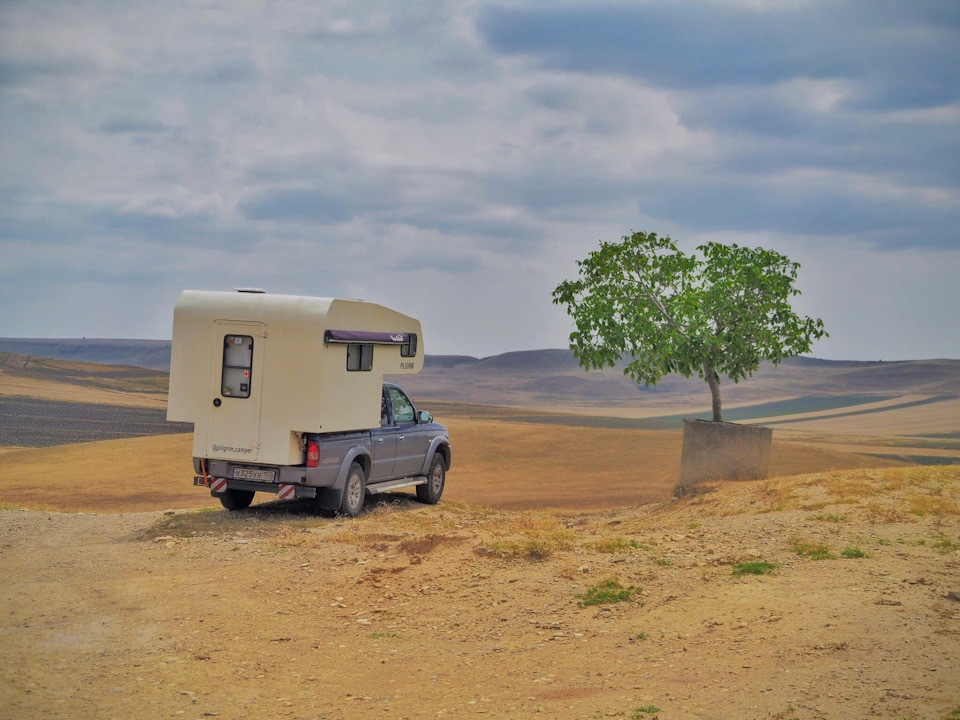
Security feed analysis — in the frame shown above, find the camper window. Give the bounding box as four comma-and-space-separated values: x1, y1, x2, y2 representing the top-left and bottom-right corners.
221, 335, 254, 398
346, 343, 373, 372
400, 334, 418, 358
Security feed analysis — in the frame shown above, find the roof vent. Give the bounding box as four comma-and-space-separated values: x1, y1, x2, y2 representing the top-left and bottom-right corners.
235, 287, 267, 294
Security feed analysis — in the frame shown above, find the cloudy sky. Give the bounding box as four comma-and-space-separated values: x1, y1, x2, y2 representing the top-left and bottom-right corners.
1, 0, 958, 360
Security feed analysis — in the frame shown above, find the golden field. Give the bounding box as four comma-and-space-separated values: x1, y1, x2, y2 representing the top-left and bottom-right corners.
0, 351, 921, 514
0, 353, 958, 719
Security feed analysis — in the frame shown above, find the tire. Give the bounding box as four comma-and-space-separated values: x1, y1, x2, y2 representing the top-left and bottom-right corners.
416, 454, 445, 505
339, 462, 367, 517
219, 489, 255, 511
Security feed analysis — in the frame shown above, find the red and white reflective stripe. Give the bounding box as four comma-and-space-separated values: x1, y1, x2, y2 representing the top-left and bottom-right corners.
277, 484, 296, 501
210, 477, 228, 494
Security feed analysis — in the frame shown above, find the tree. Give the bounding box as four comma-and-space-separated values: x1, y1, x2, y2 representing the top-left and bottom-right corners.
552, 231, 827, 422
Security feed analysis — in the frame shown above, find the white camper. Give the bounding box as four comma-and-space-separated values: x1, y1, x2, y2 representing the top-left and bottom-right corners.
167, 289, 424, 466
168, 289, 450, 515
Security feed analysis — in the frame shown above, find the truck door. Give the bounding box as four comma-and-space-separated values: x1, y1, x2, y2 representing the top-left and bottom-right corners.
205, 322, 266, 462
386, 386, 428, 478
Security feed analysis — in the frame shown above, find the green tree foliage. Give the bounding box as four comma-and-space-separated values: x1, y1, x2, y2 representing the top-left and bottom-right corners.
552, 231, 827, 422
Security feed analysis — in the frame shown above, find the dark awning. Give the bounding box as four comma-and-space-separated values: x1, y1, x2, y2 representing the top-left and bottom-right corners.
324, 329, 411, 345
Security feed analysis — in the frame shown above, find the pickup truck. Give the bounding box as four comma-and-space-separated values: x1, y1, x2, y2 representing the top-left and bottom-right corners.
194, 382, 451, 516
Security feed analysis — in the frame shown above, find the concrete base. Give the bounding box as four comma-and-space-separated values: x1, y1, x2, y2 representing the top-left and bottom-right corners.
678, 418, 773, 486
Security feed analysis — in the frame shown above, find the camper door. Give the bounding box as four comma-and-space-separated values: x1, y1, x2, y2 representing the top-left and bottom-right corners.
207, 322, 266, 461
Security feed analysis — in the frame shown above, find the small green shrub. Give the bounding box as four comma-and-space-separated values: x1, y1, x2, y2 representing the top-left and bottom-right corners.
931, 535, 960, 553
593, 537, 647, 553
732, 561, 778, 576
810, 513, 848, 523
841, 546, 867, 559
633, 705, 662, 718
483, 530, 573, 561
576, 578, 635, 607
794, 541, 836, 560
772, 705, 801, 720
654, 557, 672, 567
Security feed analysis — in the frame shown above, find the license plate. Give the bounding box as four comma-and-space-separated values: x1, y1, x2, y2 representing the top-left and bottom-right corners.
232, 467, 276, 482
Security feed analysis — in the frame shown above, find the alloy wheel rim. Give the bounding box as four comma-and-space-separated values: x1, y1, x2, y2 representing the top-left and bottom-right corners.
348, 475, 362, 508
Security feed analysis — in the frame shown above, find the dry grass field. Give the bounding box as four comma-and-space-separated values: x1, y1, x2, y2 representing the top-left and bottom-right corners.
0, 352, 169, 407
0, 353, 958, 719
1, 351, 932, 514
0, 418, 906, 514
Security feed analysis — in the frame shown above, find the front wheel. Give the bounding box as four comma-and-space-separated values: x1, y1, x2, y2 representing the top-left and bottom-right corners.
339, 462, 367, 517
416, 455, 445, 505
219, 489, 255, 511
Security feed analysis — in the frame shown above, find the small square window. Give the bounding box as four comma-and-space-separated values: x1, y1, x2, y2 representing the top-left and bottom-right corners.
400, 333, 418, 358
346, 344, 373, 371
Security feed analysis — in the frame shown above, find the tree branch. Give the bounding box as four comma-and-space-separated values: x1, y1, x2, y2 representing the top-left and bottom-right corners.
632, 261, 689, 341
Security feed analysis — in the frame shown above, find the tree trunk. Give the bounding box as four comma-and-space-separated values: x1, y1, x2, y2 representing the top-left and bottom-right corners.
703, 359, 722, 422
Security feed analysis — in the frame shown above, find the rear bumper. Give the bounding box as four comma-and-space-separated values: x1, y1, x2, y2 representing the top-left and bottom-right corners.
193, 476, 318, 498
194, 457, 337, 487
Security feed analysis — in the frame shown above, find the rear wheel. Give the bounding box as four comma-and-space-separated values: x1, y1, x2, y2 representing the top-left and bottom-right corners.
339, 462, 367, 517
219, 489, 255, 511
416, 455, 445, 505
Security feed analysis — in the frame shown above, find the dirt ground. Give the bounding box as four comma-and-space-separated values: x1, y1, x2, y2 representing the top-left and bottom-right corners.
2, 466, 958, 720
1, 364, 958, 719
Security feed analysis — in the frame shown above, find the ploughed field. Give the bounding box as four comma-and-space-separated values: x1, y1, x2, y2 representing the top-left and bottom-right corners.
0, 396, 191, 447
0, 353, 959, 719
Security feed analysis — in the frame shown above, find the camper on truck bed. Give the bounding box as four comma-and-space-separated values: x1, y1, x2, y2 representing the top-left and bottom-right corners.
166, 289, 451, 516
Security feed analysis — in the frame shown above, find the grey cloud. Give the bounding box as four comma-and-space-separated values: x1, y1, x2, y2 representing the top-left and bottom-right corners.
0, 57, 100, 87
194, 57, 260, 84
413, 216, 539, 242
478, 2, 960, 110
638, 178, 959, 248
391, 251, 482, 274
482, 169, 633, 216
98, 119, 179, 135
239, 154, 546, 241
238, 188, 365, 224
719, 117, 960, 186
430, 46, 498, 82
238, 177, 542, 243
524, 84, 580, 111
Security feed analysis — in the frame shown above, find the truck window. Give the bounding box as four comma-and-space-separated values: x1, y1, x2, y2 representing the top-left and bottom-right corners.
221, 335, 253, 398
346, 343, 373, 371
400, 334, 418, 358
388, 387, 415, 424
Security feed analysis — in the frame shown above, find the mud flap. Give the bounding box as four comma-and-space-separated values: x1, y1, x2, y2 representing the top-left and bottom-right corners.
315, 487, 344, 511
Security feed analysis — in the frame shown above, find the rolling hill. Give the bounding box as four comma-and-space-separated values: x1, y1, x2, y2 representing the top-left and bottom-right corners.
2, 340, 959, 466
3, 337, 959, 408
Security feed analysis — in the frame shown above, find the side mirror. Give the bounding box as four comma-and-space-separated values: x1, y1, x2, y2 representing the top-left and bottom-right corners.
419, 411, 433, 424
